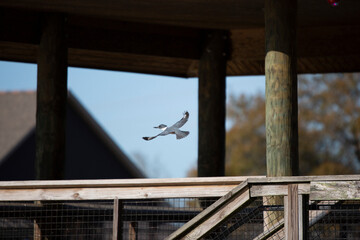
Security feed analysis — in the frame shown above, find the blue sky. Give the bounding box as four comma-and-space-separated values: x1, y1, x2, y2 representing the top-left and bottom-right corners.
0, 60, 265, 178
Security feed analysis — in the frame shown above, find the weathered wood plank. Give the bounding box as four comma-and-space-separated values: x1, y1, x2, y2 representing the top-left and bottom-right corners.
310, 181, 360, 200
0, 176, 262, 189
250, 183, 310, 197
248, 175, 360, 184
166, 181, 251, 240
185, 189, 251, 239
285, 185, 299, 240
0, 185, 239, 201
253, 218, 284, 240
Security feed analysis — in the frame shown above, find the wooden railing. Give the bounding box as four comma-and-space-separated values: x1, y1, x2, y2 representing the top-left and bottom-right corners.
1, 175, 360, 239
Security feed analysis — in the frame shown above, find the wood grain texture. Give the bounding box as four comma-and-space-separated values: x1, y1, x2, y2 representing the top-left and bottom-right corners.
0, 185, 240, 201
0, 176, 261, 189
250, 183, 310, 197
310, 181, 360, 200
285, 184, 299, 240
166, 180, 250, 239
254, 218, 284, 240
185, 189, 251, 239
265, 0, 298, 177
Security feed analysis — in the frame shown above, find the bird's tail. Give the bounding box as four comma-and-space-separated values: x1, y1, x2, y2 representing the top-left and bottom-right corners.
143, 136, 156, 141
176, 130, 189, 140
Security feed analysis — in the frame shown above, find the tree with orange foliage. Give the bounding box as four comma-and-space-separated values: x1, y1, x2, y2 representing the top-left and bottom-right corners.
189, 74, 358, 177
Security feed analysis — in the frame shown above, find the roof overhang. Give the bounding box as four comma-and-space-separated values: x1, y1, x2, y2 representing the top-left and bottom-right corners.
1, 0, 360, 77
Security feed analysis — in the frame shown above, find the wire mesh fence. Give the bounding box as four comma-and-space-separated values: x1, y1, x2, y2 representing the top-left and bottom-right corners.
0, 200, 114, 239
205, 196, 284, 240
0, 197, 286, 239
309, 200, 360, 240
1, 189, 360, 239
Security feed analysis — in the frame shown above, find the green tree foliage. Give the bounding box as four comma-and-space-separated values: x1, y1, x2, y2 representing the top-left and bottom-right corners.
225, 73, 358, 176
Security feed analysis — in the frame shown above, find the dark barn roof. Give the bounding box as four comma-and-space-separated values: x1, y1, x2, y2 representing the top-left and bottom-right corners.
0, 0, 360, 77
0, 91, 145, 180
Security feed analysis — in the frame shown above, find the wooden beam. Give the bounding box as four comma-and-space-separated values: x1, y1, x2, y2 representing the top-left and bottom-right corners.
250, 183, 310, 197
166, 180, 251, 239
0, 176, 260, 189
310, 181, 360, 200
0, 184, 238, 201
36, 13, 68, 180
253, 218, 284, 240
265, 0, 298, 177
247, 175, 360, 183
198, 30, 228, 177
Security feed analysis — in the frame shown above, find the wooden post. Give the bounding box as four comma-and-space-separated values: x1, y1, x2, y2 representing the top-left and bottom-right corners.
285, 184, 299, 240
299, 194, 309, 240
264, 0, 298, 231
198, 30, 228, 177
265, 0, 298, 177
36, 13, 68, 180
113, 198, 123, 240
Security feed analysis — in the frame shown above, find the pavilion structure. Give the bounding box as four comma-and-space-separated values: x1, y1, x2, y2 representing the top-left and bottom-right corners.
1, 0, 360, 179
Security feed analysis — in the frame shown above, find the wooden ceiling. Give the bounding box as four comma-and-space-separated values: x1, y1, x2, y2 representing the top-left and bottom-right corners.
1, 0, 360, 77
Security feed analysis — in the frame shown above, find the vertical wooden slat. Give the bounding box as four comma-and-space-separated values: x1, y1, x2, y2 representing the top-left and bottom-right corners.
285, 184, 299, 240
113, 198, 123, 240
198, 30, 228, 177
265, 0, 298, 177
36, 13, 68, 180
299, 194, 309, 240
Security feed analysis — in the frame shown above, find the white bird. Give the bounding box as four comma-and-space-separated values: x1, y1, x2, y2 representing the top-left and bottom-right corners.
143, 111, 190, 141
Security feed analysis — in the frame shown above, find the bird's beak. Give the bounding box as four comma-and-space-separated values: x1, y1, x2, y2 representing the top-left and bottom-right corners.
154, 126, 159, 129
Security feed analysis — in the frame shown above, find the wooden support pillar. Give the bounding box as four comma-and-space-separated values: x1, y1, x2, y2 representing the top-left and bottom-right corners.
265, 0, 298, 177
264, 0, 298, 231
36, 13, 68, 180
198, 30, 228, 177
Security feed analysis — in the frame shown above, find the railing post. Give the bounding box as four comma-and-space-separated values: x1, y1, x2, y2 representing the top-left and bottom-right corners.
113, 198, 123, 240
299, 194, 309, 240
285, 184, 299, 239
285, 184, 308, 240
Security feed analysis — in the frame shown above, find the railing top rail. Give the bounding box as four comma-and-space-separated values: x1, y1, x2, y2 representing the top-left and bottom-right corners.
0, 176, 265, 189
1, 175, 360, 190
247, 175, 360, 184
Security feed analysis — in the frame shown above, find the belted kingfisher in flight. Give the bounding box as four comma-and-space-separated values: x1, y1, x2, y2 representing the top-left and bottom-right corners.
143, 111, 190, 141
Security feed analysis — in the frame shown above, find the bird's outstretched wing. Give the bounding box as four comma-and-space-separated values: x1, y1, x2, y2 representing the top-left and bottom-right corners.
172, 111, 189, 128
